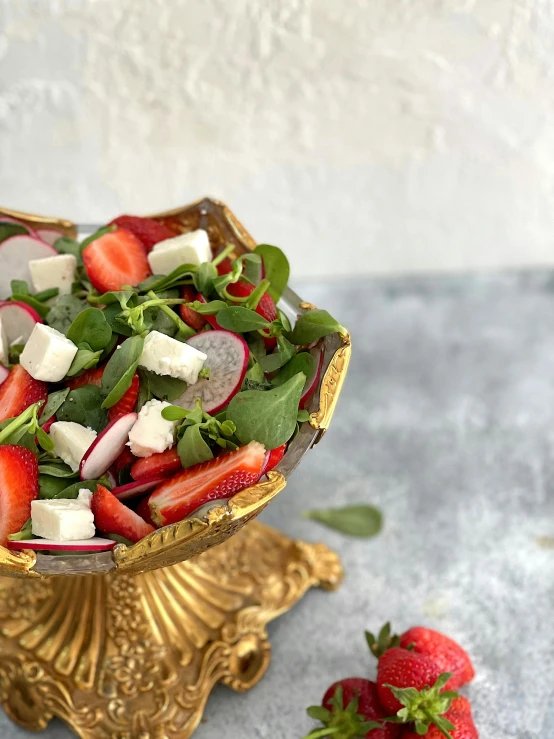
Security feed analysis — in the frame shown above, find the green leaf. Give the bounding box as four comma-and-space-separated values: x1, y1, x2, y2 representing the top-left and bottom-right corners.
0, 403, 41, 446
10, 293, 49, 319
57, 385, 108, 432
177, 423, 213, 469
246, 333, 267, 364
272, 351, 314, 388
253, 244, 290, 302
140, 263, 197, 293
303, 505, 383, 537
0, 222, 28, 244
289, 309, 345, 345
46, 294, 87, 334
10, 279, 29, 295
297, 409, 310, 423
67, 308, 112, 351
227, 372, 305, 449
161, 405, 189, 421
36, 426, 54, 451
193, 261, 218, 295
101, 335, 144, 409
53, 236, 82, 264
216, 306, 270, 333
8, 344, 24, 364
38, 461, 78, 478
34, 287, 59, 303
101, 303, 133, 336
49, 479, 107, 500
39, 474, 74, 499
66, 346, 102, 376
259, 336, 295, 374
104, 533, 133, 546
80, 225, 116, 252
7, 518, 35, 541
190, 299, 227, 316
140, 369, 187, 402
240, 253, 263, 285
87, 289, 136, 308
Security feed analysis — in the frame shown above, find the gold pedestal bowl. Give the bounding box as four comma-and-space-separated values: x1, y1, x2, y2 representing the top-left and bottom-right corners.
0, 199, 351, 739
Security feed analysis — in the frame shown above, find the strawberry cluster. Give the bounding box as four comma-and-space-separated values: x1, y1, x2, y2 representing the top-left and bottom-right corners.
303, 624, 477, 739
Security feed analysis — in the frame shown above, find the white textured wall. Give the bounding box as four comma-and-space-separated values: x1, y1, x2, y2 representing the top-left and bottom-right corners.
2, 1, 554, 279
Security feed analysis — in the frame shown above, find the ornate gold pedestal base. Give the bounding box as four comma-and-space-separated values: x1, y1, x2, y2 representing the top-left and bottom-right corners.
0, 522, 342, 738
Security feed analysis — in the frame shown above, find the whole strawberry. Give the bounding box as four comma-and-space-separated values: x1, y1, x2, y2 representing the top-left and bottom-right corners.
399, 627, 474, 691
401, 696, 478, 739
377, 648, 443, 714
304, 678, 399, 739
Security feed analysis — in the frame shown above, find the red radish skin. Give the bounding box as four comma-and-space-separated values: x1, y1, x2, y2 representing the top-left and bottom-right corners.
0, 300, 42, 345
174, 330, 249, 414
0, 235, 57, 298
113, 477, 167, 501
41, 416, 55, 433
300, 347, 324, 409
80, 413, 138, 480
8, 538, 116, 552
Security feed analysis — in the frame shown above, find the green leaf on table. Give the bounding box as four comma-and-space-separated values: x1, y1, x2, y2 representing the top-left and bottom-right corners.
289, 309, 345, 345
66, 345, 103, 376
67, 308, 112, 351
303, 505, 383, 537
46, 294, 87, 334
227, 372, 305, 449
259, 336, 295, 374
140, 369, 187, 402
177, 423, 214, 469
57, 385, 108, 432
101, 335, 144, 409
272, 351, 314, 387
216, 307, 270, 333
253, 244, 290, 302
53, 235, 82, 264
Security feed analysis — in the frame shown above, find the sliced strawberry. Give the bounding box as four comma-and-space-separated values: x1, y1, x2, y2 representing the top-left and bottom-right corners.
227, 281, 277, 348
0, 365, 48, 424
136, 495, 155, 527
109, 215, 174, 252
108, 373, 140, 422
261, 444, 286, 477
179, 285, 207, 331
112, 447, 137, 481
82, 228, 151, 292
149, 441, 266, 526
91, 484, 154, 543
216, 257, 234, 276
66, 366, 104, 390
131, 447, 182, 481
0, 445, 39, 546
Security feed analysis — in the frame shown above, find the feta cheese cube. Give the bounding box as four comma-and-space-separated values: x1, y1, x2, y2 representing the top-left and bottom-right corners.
31, 497, 95, 541
127, 399, 177, 457
49, 421, 97, 472
138, 330, 207, 384
20, 324, 78, 382
147, 229, 211, 275
29, 254, 77, 296
0, 317, 8, 365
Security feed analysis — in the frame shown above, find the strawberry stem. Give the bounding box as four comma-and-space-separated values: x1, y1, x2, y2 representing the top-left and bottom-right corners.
300, 727, 342, 739
212, 243, 235, 267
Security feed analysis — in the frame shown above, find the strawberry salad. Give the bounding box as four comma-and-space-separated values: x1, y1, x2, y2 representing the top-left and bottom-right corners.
0, 215, 343, 553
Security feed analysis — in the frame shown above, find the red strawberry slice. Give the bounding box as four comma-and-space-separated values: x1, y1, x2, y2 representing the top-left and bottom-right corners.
136, 495, 155, 527
91, 484, 154, 543
112, 447, 137, 480
66, 366, 104, 390
149, 441, 266, 526
0, 365, 48, 424
260, 444, 286, 477
0, 445, 39, 546
399, 626, 475, 691
131, 447, 182, 481
108, 373, 140, 422
179, 285, 207, 331
227, 281, 277, 347
109, 215, 174, 252
401, 696, 477, 739
216, 257, 233, 276
83, 228, 151, 292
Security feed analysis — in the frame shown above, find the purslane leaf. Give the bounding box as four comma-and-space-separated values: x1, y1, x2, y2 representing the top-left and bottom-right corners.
289, 309, 345, 345
253, 244, 290, 302
101, 335, 144, 409
303, 505, 383, 537
216, 306, 270, 333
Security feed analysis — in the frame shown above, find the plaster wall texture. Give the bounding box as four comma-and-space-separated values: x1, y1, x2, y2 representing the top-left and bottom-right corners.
1, 1, 554, 279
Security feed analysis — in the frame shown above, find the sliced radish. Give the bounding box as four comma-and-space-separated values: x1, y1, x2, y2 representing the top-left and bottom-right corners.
36, 228, 63, 245
0, 301, 42, 344
0, 366, 8, 385
0, 235, 57, 298
113, 477, 167, 501
7, 537, 116, 552
80, 413, 138, 481
174, 330, 249, 414
300, 347, 324, 409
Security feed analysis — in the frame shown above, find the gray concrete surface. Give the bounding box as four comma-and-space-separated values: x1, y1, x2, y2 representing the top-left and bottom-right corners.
2, 272, 552, 738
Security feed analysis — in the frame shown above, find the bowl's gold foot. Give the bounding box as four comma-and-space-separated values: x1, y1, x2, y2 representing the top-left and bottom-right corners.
0, 522, 342, 738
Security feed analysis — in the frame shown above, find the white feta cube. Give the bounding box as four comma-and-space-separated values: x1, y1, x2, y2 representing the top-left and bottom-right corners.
77, 488, 93, 508
49, 421, 97, 473
20, 324, 78, 382
31, 497, 95, 541
138, 330, 207, 384
147, 229, 212, 275
0, 317, 8, 366
29, 254, 77, 296
127, 399, 177, 457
